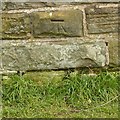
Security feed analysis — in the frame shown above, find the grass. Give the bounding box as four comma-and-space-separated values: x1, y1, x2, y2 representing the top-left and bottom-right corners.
2, 71, 119, 118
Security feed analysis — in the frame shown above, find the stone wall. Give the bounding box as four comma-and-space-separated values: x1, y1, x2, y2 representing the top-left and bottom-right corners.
0, 2, 119, 72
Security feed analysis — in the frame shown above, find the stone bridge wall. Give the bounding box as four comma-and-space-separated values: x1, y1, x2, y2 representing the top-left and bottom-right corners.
0, 2, 119, 72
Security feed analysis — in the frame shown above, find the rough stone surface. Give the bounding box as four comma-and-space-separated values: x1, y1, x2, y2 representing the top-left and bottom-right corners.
3, 0, 120, 2
86, 6, 118, 34
2, 13, 30, 39
30, 10, 83, 37
108, 39, 120, 67
2, 2, 73, 10
1, 3, 119, 72
1, 40, 108, 71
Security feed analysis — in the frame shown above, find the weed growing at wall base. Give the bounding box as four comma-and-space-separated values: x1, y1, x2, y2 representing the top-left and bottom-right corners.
2, 71, 119, 118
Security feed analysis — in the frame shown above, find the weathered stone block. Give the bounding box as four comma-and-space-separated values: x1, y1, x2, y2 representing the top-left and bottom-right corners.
2, 2, 68, 10
2, 2, 31, 10
108, 39, 120, 67
30, 10, 83, 37
85, 6, 118, 34
1, 40, 108, 71
2, 13, 30, 39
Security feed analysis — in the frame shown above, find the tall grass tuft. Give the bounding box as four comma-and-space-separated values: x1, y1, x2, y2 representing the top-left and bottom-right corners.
57, 72, 118, 109
3, 75, 40, 106
2, 71, 119, 114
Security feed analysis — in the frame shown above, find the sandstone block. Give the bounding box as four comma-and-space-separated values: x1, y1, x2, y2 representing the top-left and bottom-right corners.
2, 13, 30, 39
30, 10, 83, 37
1, 40, 108, 71
108, 40, 120, 67
85, 6, 118, 34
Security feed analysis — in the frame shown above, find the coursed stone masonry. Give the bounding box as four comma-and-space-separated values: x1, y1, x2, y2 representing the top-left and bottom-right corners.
1, 2, 119, 72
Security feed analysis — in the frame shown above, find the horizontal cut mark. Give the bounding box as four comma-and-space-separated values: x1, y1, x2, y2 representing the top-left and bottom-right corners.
88, 21, 119, 25
86, 8, 118, 15
88, 16, 118, 20
88, 24, 118, 33
88, 22, 119, 25
51, 19, 64, 23
86, 14, 118, 18
87, 17, 118, 23
87, 20, 118, 24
